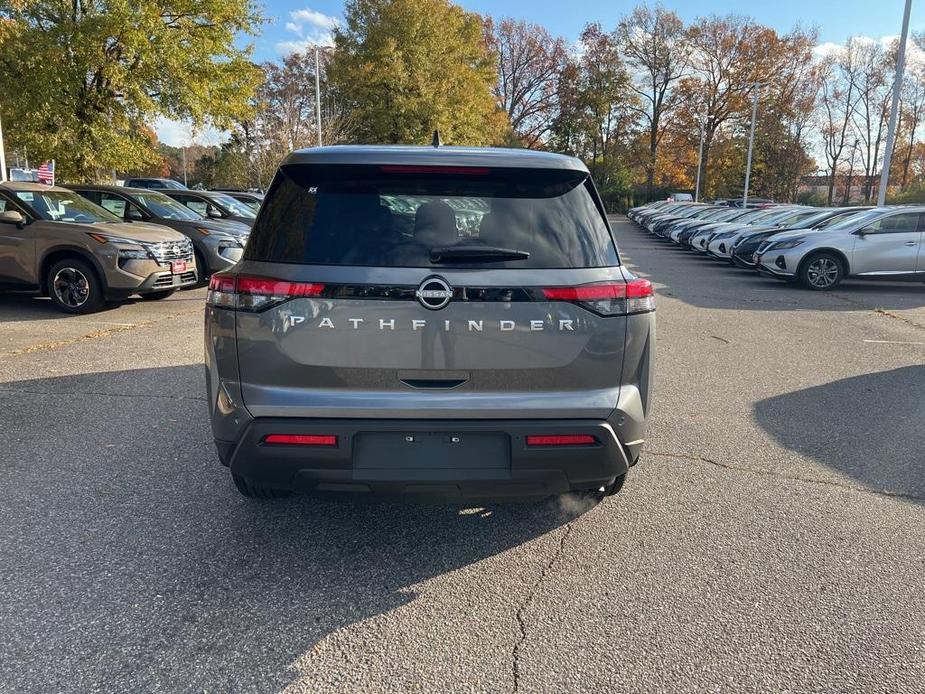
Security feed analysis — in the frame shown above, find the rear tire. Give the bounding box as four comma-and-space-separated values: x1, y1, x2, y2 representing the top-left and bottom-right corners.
46, 257, 106, 314
191, 249, 208, 288
138, 289, 176, 301
799, 252, 844, 290
232, 473, 292, 499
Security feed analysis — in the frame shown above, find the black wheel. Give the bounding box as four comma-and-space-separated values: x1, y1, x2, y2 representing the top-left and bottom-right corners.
191, 249, 208, 288
138, 289, 176, 301
232, 473, 292, 499
799, 252, 844, 290
46, 257, 106, 314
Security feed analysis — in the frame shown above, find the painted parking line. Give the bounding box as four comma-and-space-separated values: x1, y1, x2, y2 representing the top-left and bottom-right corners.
862, 339, 925, 345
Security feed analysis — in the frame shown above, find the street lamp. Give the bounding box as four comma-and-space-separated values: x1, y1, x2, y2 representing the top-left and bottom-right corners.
312, 45, 334, 147
877, 0, 913, 206
742, 83, 762, 207
0, 111, 7, 183
694, 115, 706, 203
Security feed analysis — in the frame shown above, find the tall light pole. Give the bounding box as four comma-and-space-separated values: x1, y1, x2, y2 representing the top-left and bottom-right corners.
314, 45, 323, 148
694, 116, 706, 202
0, 111, 7, 183
742, 83, 761, 207
877, 0, 913, 207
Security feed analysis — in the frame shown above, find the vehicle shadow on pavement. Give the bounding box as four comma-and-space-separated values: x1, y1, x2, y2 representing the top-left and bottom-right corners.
0, 365, 589, 692
753, 365, 925, 500
613, 220, 925, 313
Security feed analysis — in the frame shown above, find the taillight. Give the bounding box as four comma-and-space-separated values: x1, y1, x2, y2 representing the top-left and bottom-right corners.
207, 274, 325, 311
263, 434, 337, 446
526, 435, 597, 446
540, 280, 654, 316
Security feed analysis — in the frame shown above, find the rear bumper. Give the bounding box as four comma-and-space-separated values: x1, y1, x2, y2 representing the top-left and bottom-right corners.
219, 417, 631, 499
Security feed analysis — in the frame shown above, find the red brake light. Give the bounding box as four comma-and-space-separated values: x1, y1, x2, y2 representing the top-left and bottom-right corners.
263, 434, 337, 446
206, 275, 325, 311
541, 284, 625, 301
236, 276, 325, 298
625, 279, 654, 298
540, 280, 654, 316
526, 435, 597, 446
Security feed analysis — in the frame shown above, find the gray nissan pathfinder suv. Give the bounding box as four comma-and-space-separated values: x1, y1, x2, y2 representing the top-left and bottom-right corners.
0, 182, 196, 313
205, 146, 655, 500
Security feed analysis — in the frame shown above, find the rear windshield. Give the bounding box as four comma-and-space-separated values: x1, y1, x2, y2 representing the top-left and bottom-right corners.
245, 164, 618, 268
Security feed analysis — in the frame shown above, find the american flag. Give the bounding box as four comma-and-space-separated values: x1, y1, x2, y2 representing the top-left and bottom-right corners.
37, 160, 55, 185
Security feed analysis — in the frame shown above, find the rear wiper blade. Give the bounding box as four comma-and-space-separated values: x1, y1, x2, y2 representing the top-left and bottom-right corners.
430, 245, 530, 262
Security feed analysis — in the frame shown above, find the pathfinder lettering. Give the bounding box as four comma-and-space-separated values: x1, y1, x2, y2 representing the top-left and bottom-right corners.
288, 317, 577, 331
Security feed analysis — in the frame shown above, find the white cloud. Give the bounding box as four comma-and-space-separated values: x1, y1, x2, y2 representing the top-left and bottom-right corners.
154, 117, 225, 147
290, 8, 339, 31
276, 7, 338, 55
813, 34, 925, 71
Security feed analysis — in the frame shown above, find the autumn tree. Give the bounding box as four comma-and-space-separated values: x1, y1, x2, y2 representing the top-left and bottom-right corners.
0, 0, 262, 181
851, 38, 894, 202
551, 24, 637, 207
328, 0, 506, 145
618, 4, 689, 198
483, 17, 567, 147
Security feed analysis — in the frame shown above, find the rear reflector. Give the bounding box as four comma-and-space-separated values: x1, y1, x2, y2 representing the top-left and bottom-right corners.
526, 435, 597, 446
263, 434, 338, 446
207, 274, 325, 311
540, 279, 654, 316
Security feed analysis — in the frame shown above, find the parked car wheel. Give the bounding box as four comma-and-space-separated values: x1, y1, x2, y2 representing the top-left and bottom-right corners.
138, 289, 176, 301
232, 473, 292, 499
799, 252, 844, 291
46, 258, 106, 314
191, 249, 208, 288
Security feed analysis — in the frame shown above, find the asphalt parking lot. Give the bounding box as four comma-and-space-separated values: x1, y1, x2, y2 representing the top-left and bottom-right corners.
1, 215, 924, 693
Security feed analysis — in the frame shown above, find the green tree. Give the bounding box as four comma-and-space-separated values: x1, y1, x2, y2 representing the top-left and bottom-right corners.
0, 0, 262, 181
328, 0, 506, 145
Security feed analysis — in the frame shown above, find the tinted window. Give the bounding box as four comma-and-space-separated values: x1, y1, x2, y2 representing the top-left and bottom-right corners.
246, 165, 619, 269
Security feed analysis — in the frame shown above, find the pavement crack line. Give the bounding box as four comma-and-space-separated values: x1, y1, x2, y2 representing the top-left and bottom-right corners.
511, 522, 573, 693
646, 450, 925, 503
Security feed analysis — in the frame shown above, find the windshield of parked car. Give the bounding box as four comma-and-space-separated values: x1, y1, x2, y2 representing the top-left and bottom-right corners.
246, 164, 619, 269
823, 209, 885, 231
14, 190, 120, 223
133, 192, 202, 221
746, 207, 798, 225
773, 209, 820, 227
811, 209, 869, 229
208, 193, 257, 218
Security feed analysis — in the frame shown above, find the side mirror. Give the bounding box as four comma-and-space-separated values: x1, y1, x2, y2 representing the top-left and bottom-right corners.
127, 208, 144, 221
0, 210, 25, 225
206, 208, 223, 219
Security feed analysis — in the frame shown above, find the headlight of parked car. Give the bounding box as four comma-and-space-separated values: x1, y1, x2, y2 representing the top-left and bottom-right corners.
116, 247, 151, 260
769, 238, 806, 250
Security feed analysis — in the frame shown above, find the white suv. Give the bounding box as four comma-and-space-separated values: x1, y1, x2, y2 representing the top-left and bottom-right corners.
754, 206, 925, 290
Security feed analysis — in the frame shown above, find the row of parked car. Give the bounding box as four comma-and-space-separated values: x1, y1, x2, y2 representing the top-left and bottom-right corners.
627, 200, 925, 290
0, 178, 263, 313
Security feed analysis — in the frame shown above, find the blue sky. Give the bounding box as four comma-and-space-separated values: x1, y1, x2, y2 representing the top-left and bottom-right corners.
157, 0, 920, 145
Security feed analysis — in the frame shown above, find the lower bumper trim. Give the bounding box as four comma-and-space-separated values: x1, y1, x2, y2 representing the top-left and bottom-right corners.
223, 417, 631, 498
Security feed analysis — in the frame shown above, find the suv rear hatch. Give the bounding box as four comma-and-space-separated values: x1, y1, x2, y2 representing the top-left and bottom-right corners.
217, 163, 651, 420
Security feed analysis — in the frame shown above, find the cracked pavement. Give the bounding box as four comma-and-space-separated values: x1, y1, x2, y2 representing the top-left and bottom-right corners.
1, 217, 924, 692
